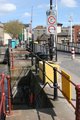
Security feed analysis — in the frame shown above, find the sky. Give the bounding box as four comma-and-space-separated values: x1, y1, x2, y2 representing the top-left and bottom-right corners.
0, 0, 80, 27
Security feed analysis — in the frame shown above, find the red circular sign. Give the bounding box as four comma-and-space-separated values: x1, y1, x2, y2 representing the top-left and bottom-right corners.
48, 15, 56, 24
48, 26, 56, 34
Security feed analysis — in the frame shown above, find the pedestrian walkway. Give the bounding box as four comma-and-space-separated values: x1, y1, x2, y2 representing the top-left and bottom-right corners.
6, 50, 77, 120
6, 83, 75, 120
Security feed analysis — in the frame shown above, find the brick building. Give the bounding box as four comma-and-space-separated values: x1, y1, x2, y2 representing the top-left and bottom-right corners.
73, 25, 80, 43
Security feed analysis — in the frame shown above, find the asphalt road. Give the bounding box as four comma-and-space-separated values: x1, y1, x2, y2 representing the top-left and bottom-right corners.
57, 51, 80, 80
57, 51, 80, 108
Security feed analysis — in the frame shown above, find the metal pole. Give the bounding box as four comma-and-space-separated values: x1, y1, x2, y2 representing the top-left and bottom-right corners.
43, 61, 45, 84
53, 67, 58, 100
71, 20, 72, 43
55, 0, 58, 61
49, 0, 53, 61
69, 16, 73, 43
6, 76, 11, 114
2, 74, 6, 114
31, 7, 34, 66
49, 0, 57, 61
50, 0, 52, 9
75, 85, 80, 120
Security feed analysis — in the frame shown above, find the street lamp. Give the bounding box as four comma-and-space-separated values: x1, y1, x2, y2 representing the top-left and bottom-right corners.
69, 16, 73, 43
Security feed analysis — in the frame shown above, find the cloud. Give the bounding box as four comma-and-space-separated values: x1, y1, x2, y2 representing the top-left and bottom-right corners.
0, 3, 16, 12
21, 12, 31, 18
61, 0, 78, 7
0, 1, 16, 15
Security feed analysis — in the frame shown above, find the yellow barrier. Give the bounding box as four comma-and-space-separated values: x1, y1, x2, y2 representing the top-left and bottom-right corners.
39, 61, 59, 83
61, 70, 72, 102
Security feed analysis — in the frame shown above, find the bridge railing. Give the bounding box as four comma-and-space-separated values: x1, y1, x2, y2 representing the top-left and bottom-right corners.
0, 73, 11, 120
30, 50, 80, 120
0, 74, 6, 120
57, 43, 80, 54
33, 42, 80, 54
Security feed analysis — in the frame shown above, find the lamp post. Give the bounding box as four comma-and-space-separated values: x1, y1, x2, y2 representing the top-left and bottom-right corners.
69, 16, 73, 43
31, 6, 34, 66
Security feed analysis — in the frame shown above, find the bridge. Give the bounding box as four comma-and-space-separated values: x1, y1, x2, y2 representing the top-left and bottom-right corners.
0, 45, 80, 120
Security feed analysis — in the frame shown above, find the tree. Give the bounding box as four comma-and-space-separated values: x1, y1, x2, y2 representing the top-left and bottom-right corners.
4, 20, 24, 38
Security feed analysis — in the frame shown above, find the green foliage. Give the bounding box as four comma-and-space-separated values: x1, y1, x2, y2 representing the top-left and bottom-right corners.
4, 20, 24, 38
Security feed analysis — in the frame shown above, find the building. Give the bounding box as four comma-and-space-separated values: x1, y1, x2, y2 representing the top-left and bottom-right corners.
0, 23, 4, 45
37, 33, 49, 44
57, 26, 70, 43
4, 33, 12, 45
33, 24, 80, 44
73, 25, 80, 43
23, 24, 32, 44
57, 23, 63, 33
33, 26, 46, 41
33, 23, 62, 42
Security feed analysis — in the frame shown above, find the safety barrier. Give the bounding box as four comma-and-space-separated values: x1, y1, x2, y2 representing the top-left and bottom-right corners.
37, 57, 80, 120
5, 46, 80, 119
0, 73, 11, 119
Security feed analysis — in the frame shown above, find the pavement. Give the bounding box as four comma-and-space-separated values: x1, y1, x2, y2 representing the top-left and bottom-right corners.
6, 84, 75, 120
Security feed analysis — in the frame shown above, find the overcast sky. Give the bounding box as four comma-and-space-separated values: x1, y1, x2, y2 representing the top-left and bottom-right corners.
0, 0, 80, 27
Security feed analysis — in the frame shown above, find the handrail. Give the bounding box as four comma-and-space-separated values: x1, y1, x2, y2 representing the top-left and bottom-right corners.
28, 47, 79, 119
0, 74, 5, 119
0, 73, 11, 119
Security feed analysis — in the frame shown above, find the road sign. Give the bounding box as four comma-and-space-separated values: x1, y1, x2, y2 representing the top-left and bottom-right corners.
46, 11, 57, 34
48, 15, 56, 25
47, 25, 56, 34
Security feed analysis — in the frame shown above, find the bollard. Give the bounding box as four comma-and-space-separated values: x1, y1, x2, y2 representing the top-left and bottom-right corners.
6, 76, 11, 114
71, 47, 75, 60
75, 85, 80, 120
53, 67, 58, 100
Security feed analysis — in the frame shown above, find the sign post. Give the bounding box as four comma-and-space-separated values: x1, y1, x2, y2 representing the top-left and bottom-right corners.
46, 0, 57, 61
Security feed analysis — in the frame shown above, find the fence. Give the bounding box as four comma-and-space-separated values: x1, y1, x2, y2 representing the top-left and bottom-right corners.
0, 73, 11, 120
6, 46, 80, 119
33, 53, 80, 120
33, 42, 80, 55
57, 43, 80, 54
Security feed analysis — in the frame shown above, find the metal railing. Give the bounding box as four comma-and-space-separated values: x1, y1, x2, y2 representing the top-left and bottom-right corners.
0, 73, 11, 120
57, 43, 80, 54
30, 50, 80, 120
6, 45, 80, 119
33, 42, 80, 55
